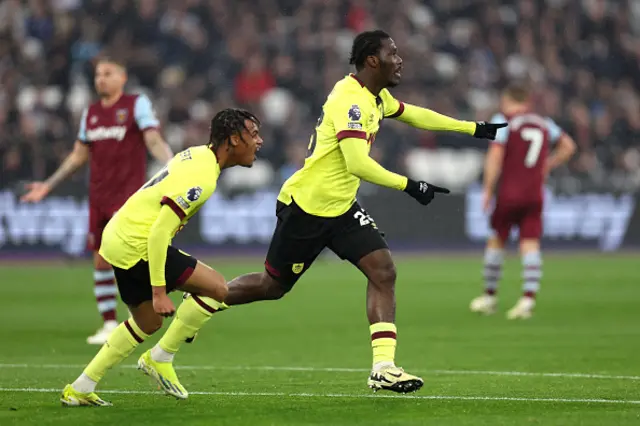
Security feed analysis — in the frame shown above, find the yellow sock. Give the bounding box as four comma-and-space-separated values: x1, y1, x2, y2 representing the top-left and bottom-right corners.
158, 295, 225, 354
370, 322, 397, 367
84, 319, 150, 382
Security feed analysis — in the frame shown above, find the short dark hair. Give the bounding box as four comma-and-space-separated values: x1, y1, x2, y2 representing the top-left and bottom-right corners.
504, 83, 531, 103
349, 30, 391, 71
208, 108, 260, 150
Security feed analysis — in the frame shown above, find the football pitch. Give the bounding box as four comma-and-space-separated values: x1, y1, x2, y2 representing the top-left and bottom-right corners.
0, 254, 638, 425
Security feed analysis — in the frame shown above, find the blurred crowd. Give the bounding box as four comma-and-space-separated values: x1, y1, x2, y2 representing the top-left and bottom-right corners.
1, 0, 639, 193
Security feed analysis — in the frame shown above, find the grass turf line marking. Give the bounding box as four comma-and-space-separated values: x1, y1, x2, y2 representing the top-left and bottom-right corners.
1, 387, 639, 405
1, 363, 640, 381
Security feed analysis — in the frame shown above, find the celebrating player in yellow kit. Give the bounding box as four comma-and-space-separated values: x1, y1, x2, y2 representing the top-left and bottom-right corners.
215, 31, 507, 393
60, 108, 263, 406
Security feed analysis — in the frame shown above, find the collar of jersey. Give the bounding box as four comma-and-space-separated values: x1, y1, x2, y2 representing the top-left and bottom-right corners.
348, 74, 378, 101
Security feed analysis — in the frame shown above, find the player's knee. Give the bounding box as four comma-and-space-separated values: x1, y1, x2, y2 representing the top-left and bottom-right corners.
93, 252, 111, 270
487, 236, 505, 250
261, 272, 289, 300
215, 282, 229, 302
520, 238, 540, 254
135, 315, 163, 335
370, 262, 397, 288
145, 319, 163, 335
200, 275, 228, 302
188, 262, 228, 301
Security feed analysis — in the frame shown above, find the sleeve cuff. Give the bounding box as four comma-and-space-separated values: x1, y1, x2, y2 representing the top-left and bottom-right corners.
386, 102, 405, 118
337, 130, 367, 141
160, 196, 186, 220
141, 126, 160, 132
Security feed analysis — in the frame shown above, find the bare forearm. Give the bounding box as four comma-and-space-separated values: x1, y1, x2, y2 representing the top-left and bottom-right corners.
483, 144, 504, 194
483, 160, 501, 193
45, 154, 84, 189
145, 131, 173, 163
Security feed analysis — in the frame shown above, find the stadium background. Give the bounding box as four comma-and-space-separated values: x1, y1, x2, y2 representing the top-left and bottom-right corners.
1, 0, 640, 256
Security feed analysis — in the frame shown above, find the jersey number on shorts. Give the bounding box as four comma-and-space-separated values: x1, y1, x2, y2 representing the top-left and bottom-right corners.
306, 111, 325, 158
354, 210, 374, 227
522, 128, 544, 168
142, 166, 169, 189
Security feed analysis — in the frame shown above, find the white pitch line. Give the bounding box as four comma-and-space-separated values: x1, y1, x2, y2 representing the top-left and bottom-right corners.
429, 369, 640, 381
0, 363, 639, 381
0, 387, 638, 405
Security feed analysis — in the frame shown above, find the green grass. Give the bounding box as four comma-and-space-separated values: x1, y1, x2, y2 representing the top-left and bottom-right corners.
0, 254, 639, 425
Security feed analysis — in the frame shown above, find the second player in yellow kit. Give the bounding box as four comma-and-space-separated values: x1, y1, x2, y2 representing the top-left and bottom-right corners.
61, 109, 264, 407
100, 145, 219, 277
217, 31, 507, 394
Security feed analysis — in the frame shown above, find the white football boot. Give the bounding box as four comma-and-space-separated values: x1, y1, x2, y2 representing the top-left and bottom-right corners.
506, 297, 535, 320
470, 294, 497, 315
86, 320, 118, 345
367, 365, 424, 394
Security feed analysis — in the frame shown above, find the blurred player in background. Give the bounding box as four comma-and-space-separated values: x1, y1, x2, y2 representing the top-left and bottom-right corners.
61, 109, 263, 406
21, 58, 174, 344
207, 30, 505, 394
470, 84, 576, 319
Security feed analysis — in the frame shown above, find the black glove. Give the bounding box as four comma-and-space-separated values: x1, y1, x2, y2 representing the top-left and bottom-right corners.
473, 122, 508, 140
404, 179, 450, 206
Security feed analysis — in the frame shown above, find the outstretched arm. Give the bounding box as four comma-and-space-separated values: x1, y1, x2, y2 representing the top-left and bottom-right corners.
386, 99, 506, 139
395, 103, 477, 135
46, 140, 90, 189
21, 140, 89, 202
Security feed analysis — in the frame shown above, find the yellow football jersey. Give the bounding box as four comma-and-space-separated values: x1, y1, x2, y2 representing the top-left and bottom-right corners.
100, 145, 220, 269
278, 74, 404, 217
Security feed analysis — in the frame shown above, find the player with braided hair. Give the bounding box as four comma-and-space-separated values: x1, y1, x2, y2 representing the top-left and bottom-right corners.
208, 108, 261, 152
61, 108, 263, 407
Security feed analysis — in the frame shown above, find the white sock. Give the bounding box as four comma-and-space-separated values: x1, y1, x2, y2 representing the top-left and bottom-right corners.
72, 373, 97, 393
483, 248, 504, 295
150, 344, 175, 363
373, 361, 395, 372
